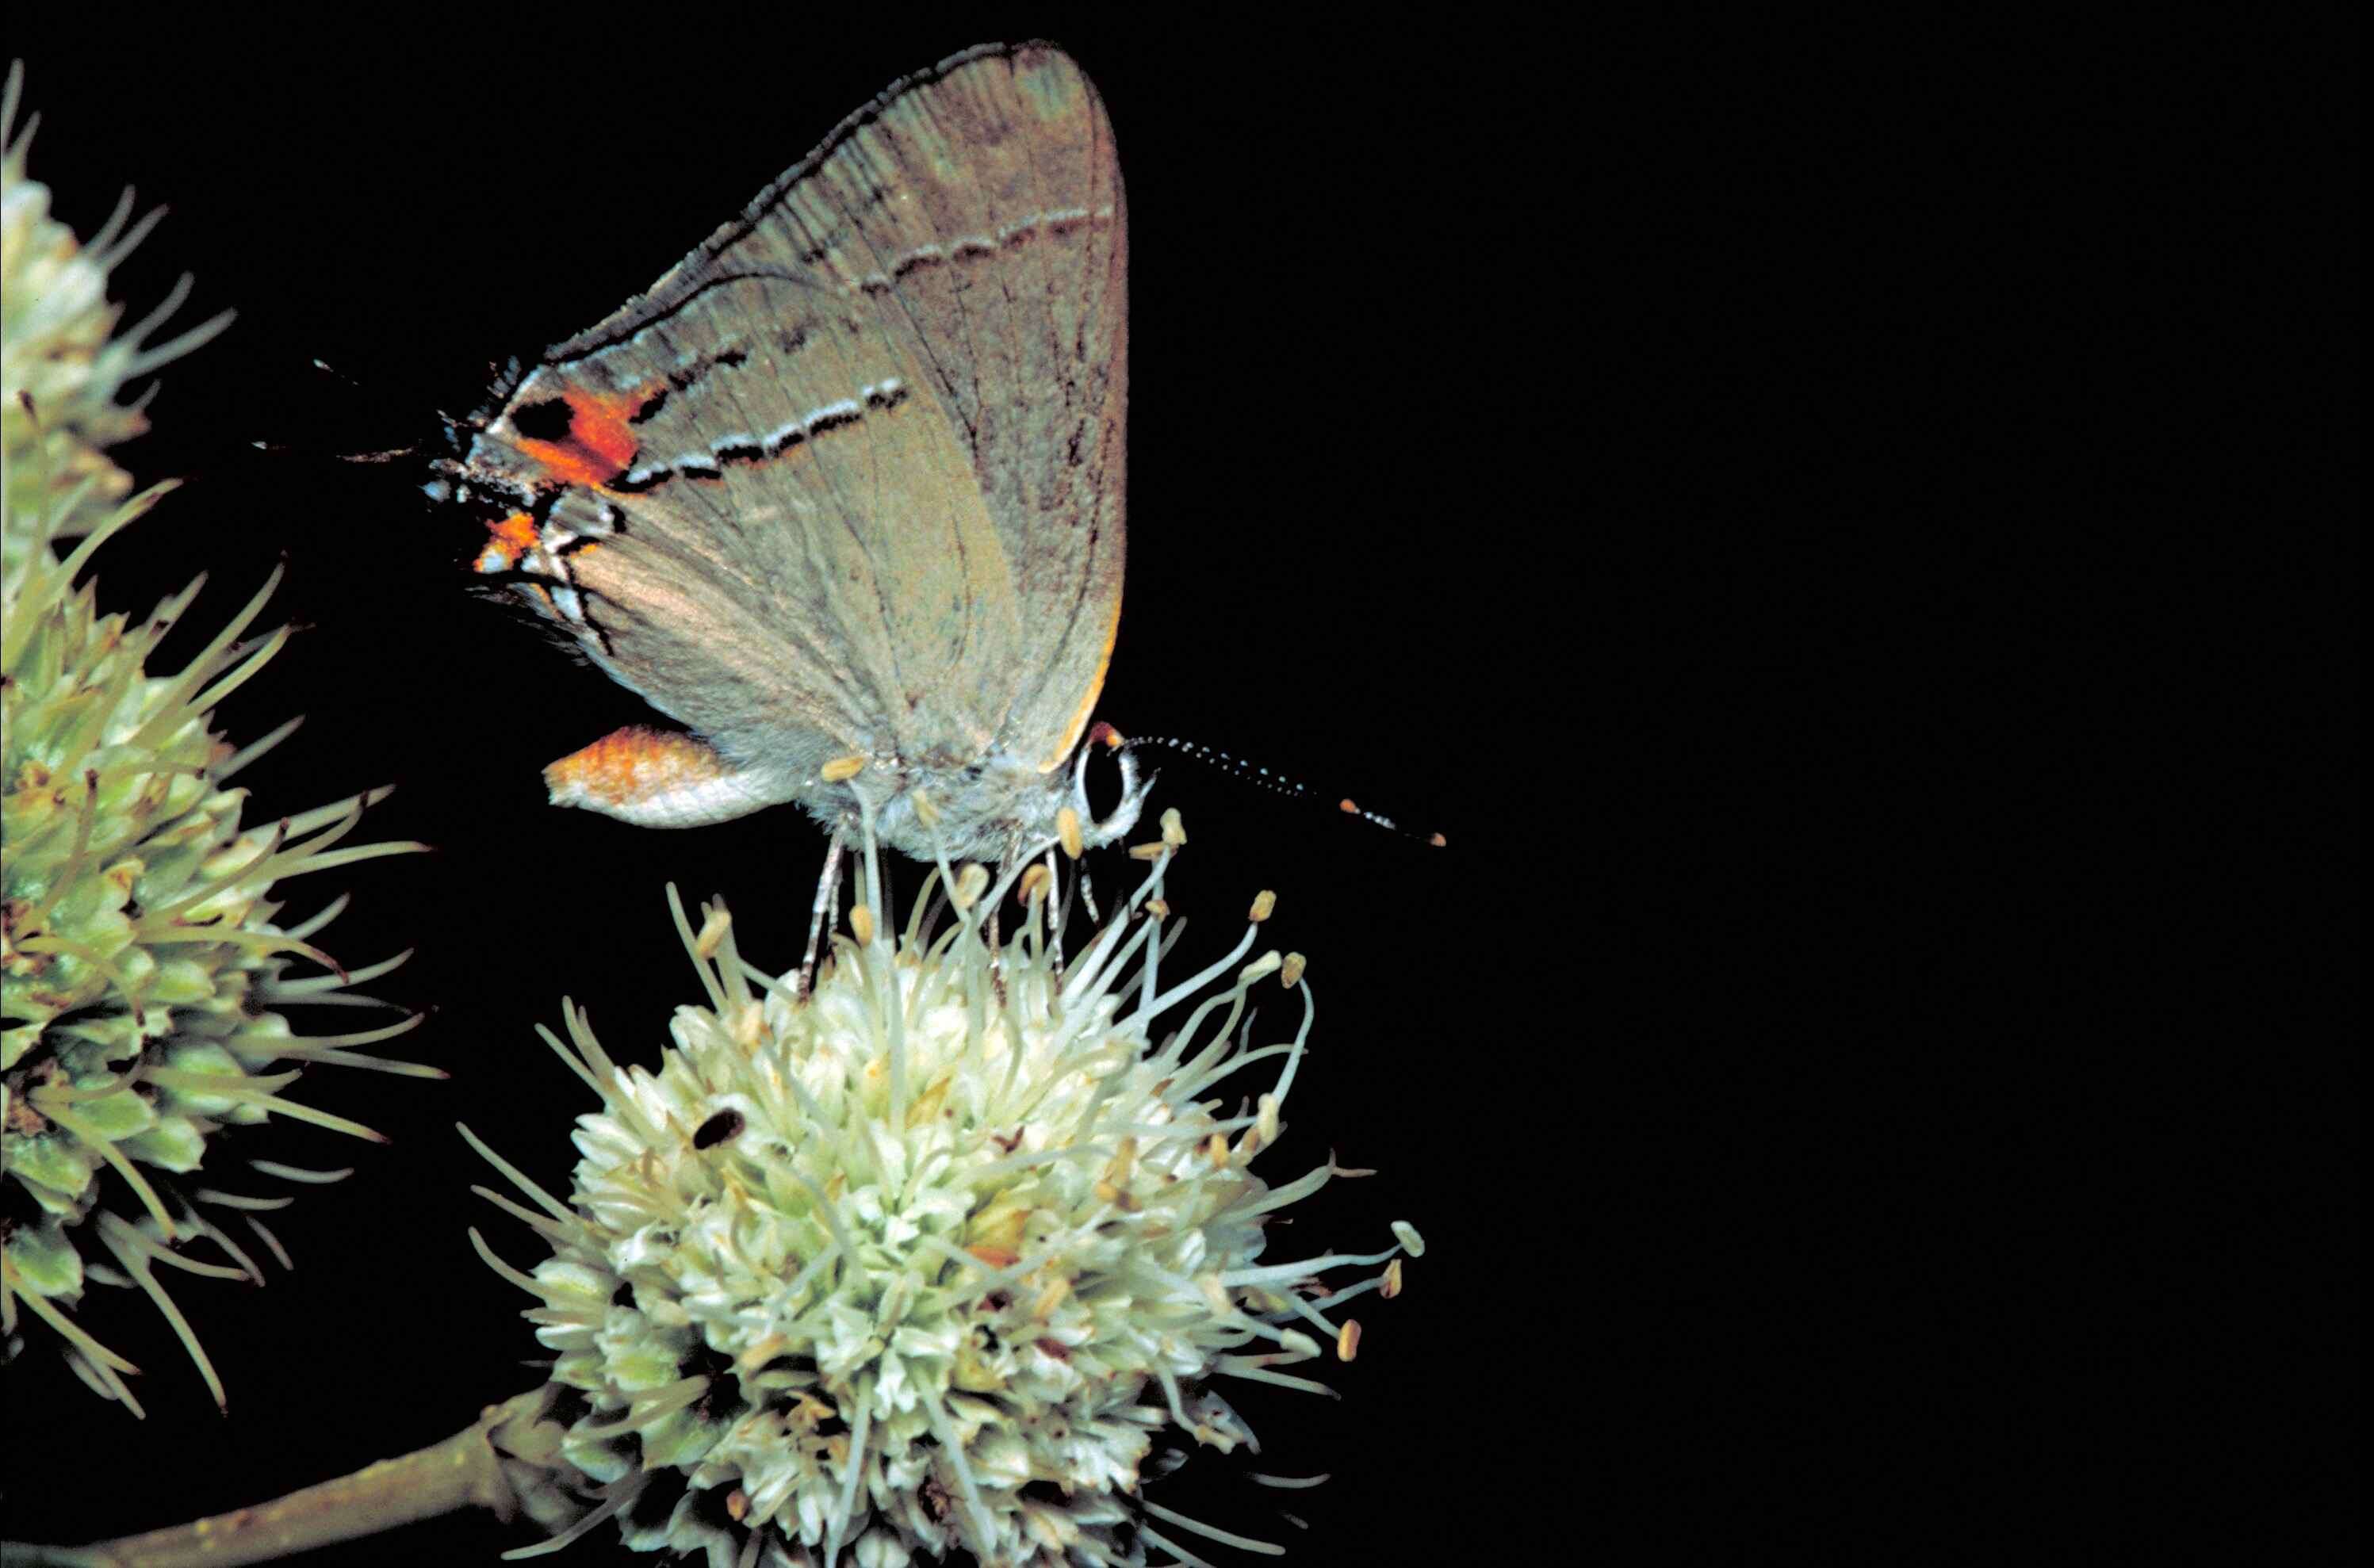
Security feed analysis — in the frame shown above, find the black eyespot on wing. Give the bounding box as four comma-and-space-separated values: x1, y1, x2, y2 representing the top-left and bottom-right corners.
510, 400, 574, 442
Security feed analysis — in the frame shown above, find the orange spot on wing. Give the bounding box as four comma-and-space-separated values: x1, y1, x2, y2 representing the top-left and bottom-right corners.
516, 386, 644, 489
476, 511, 538, 574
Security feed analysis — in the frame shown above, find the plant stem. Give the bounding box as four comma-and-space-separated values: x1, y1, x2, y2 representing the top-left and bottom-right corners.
3, 1389, 564, 1567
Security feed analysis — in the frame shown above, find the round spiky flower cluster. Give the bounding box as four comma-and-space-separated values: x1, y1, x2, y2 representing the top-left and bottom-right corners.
0, 67, 222, 576
1, 67, 427, 1414
473, 820, 1421, 1567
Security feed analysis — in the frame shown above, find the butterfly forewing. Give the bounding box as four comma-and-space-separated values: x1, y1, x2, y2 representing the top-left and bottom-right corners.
465, 44, 1126, 801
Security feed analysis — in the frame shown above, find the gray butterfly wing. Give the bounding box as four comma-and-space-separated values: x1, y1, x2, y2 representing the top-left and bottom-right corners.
463, 43, 1126, 807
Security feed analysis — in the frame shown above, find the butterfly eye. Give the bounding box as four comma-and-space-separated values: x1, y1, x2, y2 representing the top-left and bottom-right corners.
1071, 732, 1148, 851
1078, 743, 1123, 819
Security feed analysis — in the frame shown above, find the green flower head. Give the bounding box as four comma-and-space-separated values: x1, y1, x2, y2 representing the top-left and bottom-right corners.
1, 63, 431, 1416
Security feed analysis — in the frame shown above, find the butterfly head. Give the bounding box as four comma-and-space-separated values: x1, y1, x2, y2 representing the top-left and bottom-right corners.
849, 723, 1149, 866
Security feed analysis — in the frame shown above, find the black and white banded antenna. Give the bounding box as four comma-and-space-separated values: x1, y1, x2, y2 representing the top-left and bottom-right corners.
244, 358, 453, 466
1122, 735, 1447, 848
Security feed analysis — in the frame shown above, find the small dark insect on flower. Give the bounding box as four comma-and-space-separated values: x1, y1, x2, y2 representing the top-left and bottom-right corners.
692, 1109, 745, 1148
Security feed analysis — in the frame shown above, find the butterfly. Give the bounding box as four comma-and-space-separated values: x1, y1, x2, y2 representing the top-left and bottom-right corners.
435, 44, 1146, 866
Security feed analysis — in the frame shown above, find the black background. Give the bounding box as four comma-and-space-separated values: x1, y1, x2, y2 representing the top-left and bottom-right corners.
3, 12, 2357, 1567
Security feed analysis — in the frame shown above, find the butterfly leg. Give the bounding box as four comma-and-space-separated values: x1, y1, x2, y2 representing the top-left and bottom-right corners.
797, 825, 848, 999
984, 897, 1008, 1008
1040, 847, 1068, 982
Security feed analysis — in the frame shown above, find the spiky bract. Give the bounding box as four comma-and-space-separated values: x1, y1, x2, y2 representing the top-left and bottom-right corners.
0, 65, 429, 1415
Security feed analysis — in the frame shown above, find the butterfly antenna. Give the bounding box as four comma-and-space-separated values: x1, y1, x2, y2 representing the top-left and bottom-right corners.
1123, 735, 1447, 848
245, 358, 430, 464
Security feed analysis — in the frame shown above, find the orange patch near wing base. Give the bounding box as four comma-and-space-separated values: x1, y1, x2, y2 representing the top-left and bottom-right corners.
475, 511, 539, 575
515, 386, 645, 489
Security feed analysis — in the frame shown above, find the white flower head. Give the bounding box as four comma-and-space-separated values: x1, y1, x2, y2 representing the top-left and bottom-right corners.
470, 820, 1421, 1566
